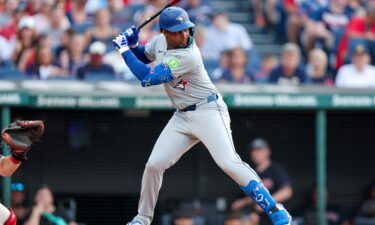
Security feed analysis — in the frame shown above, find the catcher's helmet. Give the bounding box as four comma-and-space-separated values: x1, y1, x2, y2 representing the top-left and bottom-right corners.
159, 6, 195, 33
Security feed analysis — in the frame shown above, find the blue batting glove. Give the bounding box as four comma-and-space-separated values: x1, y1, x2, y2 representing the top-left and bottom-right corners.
123, 26, 139, 48
113, 34, 129, 54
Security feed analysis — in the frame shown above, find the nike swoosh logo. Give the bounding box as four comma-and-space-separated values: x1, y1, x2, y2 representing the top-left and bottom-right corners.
158, 50, 165, 53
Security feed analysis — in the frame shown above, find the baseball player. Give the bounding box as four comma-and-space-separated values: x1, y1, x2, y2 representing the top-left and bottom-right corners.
0, 120, 44, 225
113, 7, 291, 225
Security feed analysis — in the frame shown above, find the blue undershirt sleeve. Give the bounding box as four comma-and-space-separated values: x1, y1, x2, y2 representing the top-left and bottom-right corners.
130, 45, 152, 64
121, 50, 174, 87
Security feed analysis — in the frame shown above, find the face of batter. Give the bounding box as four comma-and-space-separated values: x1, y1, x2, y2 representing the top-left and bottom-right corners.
162, 29, 190, 49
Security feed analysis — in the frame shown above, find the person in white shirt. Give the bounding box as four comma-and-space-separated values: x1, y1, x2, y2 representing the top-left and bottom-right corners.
335, 44, 375, 88
204, 11, 253, 60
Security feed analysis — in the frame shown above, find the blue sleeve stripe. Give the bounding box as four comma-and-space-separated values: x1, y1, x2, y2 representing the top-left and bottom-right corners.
130, 45, 151, 64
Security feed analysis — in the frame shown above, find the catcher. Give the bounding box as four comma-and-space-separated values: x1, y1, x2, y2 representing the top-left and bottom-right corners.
0, 120, 44, 225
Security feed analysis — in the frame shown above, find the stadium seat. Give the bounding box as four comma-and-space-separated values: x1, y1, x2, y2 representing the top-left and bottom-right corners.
83, 73, 117, 81
45, 76, 77, 81
247, 48, 261, 72
203, 59, 219, 78
71, 23, 93, 34
0, 66, 27, 80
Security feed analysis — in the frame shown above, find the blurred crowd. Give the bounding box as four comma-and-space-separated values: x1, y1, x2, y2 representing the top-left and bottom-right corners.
0, 0, 373, 88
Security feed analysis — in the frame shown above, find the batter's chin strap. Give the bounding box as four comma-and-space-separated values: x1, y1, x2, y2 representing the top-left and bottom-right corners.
5, 208, 17, 225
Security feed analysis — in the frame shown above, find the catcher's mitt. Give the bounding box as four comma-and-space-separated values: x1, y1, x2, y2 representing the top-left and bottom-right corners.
1, 120, 44, 162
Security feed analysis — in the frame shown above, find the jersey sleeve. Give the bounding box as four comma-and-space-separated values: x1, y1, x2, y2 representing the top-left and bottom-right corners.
162, 50, 195, 78
144, 35, 161, 61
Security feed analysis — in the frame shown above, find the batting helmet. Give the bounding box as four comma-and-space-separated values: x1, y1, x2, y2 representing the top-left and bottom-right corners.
159, 6, 195, 33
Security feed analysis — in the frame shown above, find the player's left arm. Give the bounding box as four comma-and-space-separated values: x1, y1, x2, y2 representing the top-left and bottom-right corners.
113, 34, 173, 87
113, 34, 193, 87
0, 155, 21, 177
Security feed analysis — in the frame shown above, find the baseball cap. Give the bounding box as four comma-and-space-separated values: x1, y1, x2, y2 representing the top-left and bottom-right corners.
18, 16, 36, 30
89, 41, 106, 55
11, 182, 24, 192
353, 44, 368, 55
249, 138, 270, 150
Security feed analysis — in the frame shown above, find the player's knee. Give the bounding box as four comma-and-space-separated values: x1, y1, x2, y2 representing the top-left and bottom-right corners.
4, 208, 17, 225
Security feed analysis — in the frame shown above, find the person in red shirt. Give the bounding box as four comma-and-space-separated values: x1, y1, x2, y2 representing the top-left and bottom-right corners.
337, 5, 375, 68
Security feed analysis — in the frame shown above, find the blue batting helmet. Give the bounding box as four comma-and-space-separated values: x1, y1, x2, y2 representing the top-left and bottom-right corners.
159, 6, 195, 33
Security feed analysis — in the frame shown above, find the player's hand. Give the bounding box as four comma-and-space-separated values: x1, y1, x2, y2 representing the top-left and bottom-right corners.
113, 34, 129, 54
123, 26, 139, 48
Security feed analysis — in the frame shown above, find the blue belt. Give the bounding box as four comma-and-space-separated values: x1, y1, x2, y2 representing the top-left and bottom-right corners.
179, 94, 218, 112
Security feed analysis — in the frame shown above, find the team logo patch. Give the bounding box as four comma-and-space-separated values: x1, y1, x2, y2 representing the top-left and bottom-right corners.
166, 56, 181, 70
176, 15, 186, 23
174, 79, 187, 91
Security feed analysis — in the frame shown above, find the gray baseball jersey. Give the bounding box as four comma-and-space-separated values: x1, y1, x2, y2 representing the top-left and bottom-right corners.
133, 34, 261, 222
145, 34, 218, 109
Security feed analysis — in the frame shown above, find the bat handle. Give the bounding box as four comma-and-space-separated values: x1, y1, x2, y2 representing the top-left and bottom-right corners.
137, 0, 181, 32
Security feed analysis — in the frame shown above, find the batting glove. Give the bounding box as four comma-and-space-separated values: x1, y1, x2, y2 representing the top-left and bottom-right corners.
123, 26, 139, 48
113, 34, 129, 54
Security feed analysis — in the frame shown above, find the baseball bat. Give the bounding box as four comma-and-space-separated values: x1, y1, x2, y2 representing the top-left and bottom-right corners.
137, 0, 182, 32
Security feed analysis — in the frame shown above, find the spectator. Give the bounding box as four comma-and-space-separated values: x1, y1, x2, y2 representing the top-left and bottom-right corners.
218, 48, 254, 84
337, 5, 375, 68
108, 0, 132, 25
55, 28, 76, 59
26, 45, 68, 79
11, 16, 38, 73
335, 44, 375, 88
293, 185, 343, 225
172, 211, 194, 225
24, 185, 78, 225
268, 43, 308, 85
223, 212, 246, 225
32, 0, 55, 34
180, 0, 212, 25
0, 2, 27, 41
193, 25, 218, 60
25, 0, 43, 16
211, 49, 231, 81
11, 182, 30, 225
254, 54, 278, 83
285, 0, 328, 44
355, 180, 375, 221
231, 138, 293, 225
305, 0, 353, 54
66, 0, 90, 26
0, 0, 20, 27
85, 8, 119, 47
76, 41, 116, 80
251, 0, 278, 28
204, 12, 253, 60
103, 50, 135, 82
44, 5, 71, 49
59, 33, 87, 74
306, 48, 333, 85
